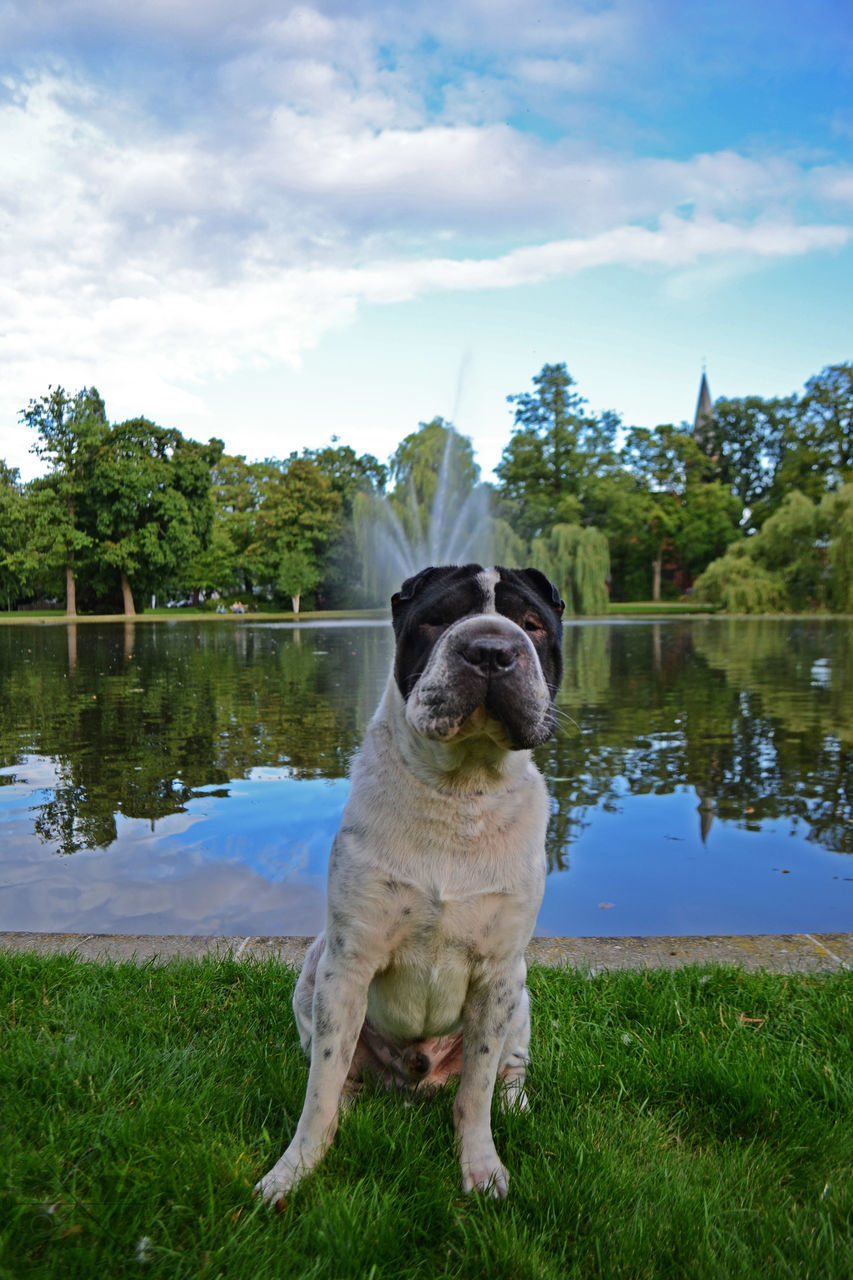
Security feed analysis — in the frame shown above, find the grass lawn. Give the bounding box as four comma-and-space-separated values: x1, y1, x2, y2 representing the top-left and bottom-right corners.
1, 953, 850, 1279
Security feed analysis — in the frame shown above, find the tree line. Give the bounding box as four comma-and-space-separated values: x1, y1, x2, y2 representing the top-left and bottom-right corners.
1, 361, 851, 615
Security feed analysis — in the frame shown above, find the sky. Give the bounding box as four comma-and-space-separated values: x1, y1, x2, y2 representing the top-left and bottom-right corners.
1, 0, 851, 483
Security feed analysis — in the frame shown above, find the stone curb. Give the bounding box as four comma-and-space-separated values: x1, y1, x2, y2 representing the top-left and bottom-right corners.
1, 932, 851, 973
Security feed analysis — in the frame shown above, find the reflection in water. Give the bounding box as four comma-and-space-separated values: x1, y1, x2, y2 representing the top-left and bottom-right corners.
542, 618, 853, 859
0, 618, 850, 935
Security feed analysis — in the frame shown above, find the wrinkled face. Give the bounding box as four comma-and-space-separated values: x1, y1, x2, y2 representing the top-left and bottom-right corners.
391, 564, 564, 750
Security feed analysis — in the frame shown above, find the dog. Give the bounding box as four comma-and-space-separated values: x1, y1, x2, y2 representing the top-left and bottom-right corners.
255, 563, 564, 1205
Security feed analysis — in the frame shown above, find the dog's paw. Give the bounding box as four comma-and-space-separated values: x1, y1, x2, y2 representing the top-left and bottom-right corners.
253, 1156, 303, 1209
460, 1143, 510, 1199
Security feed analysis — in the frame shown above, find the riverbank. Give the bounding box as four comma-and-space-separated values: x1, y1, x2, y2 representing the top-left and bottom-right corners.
2, 931, 850, 972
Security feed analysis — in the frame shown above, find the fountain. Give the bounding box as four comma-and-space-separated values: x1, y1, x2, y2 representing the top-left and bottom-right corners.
354, 422, 525, 605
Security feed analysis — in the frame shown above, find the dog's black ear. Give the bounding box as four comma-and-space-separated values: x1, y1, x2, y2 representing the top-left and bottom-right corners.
391, 566, 441, 614
391, 568, 445, 631
393, 566, 441, 604
520, 567, 565, 617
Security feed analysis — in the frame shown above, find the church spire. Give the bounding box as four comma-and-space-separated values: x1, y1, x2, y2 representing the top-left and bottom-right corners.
692, 370, 715, 457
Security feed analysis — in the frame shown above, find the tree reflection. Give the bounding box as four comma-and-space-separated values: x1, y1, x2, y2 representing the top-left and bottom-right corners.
0, 617, 850, 863
0, 621, 391, 855
539, 618, 853, 869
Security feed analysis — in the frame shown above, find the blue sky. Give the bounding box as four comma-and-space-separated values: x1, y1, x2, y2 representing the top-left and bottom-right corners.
1, 0, 851, 482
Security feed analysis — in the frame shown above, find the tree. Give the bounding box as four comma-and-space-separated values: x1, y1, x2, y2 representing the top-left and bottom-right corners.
798, 363, 853, 487
387, 417, 481, 546
704, 394, 797, 526
309, 442, 387, 510
620, 424, 693, 601
621, 424, 740, 600
209, 454, 268, 596
823, 483, 853, 613
277, 547, 320, 613
88, 419, 223, 614
306, 442, 387, 608
531, 523, 610, 615
20, 386, 108, 614
692, 546, 785, 613
0, 462, 30, 610
693, 489, 832, 612
495, 364, 619, 541
247, 455, 343, 604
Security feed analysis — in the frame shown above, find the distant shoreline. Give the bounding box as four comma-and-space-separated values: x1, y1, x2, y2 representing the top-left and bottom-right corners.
6, 603, 853, 625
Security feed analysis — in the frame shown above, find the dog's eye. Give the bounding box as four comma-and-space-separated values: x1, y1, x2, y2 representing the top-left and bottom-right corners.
420, 617, 446, 629
523, 615, 544, 633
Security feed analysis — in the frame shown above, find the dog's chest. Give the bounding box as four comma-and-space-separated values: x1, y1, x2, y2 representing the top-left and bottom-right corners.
365, 886, 525, 1039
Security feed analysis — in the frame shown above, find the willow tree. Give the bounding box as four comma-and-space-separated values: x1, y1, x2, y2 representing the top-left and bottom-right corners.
692, 546, 785, 613
574, 527, 611, 614
693, 489, 834, 613
823, 484, 853, 613
531, 522, 609, 615
531, 524, 581, 615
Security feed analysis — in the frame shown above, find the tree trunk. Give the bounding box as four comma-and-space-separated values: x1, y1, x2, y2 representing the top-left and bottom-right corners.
120, 571, 137, 616
652, 547, 662, 603
65, 561, 77, 616
65, 494, 78, 616
291, 595, 300, 613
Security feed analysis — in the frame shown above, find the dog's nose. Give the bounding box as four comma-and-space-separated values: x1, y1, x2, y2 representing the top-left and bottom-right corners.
459, 634, 520, 675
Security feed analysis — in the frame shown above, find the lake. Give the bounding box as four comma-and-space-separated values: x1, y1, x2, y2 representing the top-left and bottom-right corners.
0, 617, 850, 937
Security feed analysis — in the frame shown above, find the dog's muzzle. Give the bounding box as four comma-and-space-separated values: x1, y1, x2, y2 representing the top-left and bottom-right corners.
457, 630, 523, 678
406, 616, 554, 749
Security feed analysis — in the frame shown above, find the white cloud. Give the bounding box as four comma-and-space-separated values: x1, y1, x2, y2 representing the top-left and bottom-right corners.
1, 2, 851, 475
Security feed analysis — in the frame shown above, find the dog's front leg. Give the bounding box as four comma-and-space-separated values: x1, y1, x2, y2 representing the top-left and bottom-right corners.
454, 963, 526, 1198
255, 948, 371, 1207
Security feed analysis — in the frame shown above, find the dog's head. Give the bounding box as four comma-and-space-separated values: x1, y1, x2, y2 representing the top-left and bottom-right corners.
390, 564, 564, 750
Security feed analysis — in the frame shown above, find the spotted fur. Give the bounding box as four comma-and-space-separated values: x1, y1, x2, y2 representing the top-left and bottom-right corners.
255, 564, 564, 1205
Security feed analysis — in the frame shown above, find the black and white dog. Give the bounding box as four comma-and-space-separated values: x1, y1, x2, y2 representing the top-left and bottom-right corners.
256, 564, 564, 1205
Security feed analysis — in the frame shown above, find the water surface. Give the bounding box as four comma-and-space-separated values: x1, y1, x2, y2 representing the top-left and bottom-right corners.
0, 617, 850, 936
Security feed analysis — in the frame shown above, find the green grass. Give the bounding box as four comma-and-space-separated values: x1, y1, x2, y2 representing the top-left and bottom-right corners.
1, 954, 850, 1279
606, 601, 720, 615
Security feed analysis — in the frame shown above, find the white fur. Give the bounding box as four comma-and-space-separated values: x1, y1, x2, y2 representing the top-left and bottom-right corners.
255, 605, 553, 1207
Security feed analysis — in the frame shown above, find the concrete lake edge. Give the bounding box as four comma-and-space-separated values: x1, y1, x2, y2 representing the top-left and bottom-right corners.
1, 932, 850, 972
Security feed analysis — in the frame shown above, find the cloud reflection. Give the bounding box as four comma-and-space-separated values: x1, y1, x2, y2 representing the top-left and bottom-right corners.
0, 762, 345, 935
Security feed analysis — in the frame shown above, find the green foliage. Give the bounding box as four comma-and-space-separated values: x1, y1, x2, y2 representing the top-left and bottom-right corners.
10, 359, 853, 613
700, 394, 796, 525
86, 418, 223, 614
307, 443, 387, 608
617, 424, 741, 601
692, 545, 786, 613
531, 523, 609, 615
488, 516, 529, 568
573, 526, 611, 614
823, 484, 853, 612
695, 486, 853, 613
277, 546, 320, 612
800, 362, 853, 485
19, 386, 108, 613
0, 462, 31, 609
496, 364, 618, 541
242, 455, 343, 605
387, 417, 480, 544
